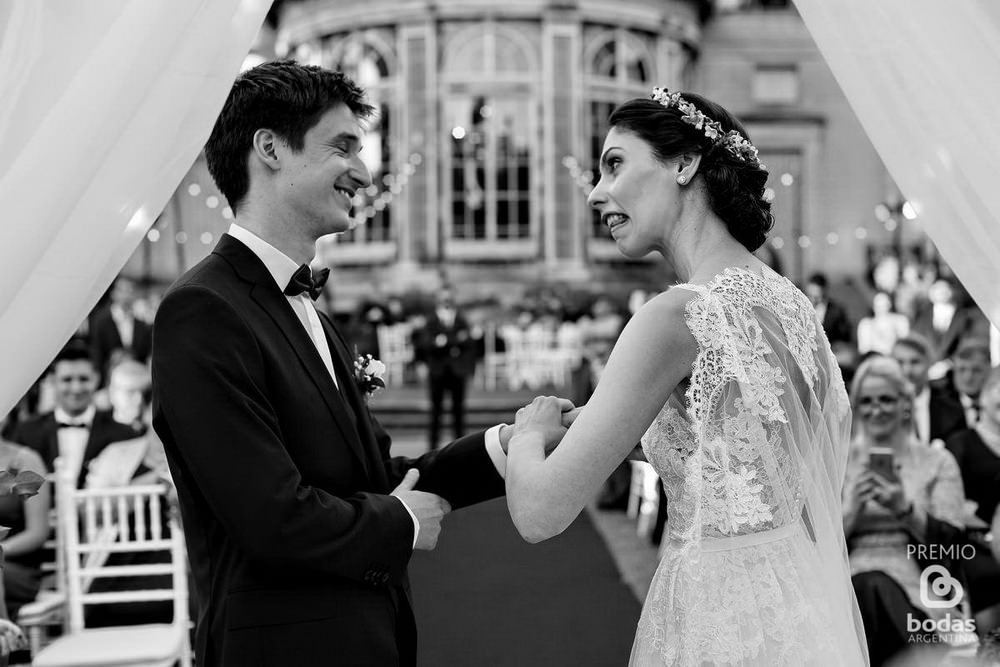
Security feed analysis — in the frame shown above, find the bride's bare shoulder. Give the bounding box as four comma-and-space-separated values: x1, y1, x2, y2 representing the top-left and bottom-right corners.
618, 288, 699, 356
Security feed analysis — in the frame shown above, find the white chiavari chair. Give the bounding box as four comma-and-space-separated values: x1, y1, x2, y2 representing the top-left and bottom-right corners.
32, 459, 191, 667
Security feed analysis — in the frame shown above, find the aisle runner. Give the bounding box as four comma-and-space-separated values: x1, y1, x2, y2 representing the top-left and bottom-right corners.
409, 498, 642, 667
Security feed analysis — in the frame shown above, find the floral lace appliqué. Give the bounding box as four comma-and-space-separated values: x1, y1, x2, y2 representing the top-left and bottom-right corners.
631, 267, 854, 666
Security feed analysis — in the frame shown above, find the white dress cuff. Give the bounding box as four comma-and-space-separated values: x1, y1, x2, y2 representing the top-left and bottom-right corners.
396, 496, 420, 549
484, 423, 507, 480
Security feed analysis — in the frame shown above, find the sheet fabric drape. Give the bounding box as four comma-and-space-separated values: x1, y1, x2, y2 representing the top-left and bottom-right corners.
0, 0, 272, 418
793, 0, 1000, 333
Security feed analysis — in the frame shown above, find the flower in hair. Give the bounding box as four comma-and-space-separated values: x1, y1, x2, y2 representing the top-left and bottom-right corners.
650, 87, 764, 169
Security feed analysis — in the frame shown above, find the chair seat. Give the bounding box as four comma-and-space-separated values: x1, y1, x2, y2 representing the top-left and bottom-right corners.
33, 623, 186, 667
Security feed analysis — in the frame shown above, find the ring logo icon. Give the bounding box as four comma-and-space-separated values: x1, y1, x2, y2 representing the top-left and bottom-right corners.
920, 564, 963, 609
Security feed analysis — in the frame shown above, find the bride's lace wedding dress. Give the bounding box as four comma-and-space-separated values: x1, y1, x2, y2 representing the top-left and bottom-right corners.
630, 266, 868, 666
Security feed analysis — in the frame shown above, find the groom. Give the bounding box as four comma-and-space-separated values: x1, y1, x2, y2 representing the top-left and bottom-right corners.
151, 61, 567, 667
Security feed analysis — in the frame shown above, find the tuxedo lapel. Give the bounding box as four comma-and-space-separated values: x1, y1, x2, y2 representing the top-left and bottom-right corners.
215, 236, 370, 477
319, 314, 389, 490
43, 415, 61, 470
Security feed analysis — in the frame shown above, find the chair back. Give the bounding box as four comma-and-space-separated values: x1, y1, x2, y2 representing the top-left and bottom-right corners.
53, 457, 188, 634
376, 322, 415, 386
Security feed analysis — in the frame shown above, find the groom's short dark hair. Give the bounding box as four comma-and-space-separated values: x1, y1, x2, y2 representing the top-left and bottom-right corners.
205, 60, 374, 213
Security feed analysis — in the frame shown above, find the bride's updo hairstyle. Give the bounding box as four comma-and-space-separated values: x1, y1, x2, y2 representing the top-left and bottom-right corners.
608, 90, 773, 251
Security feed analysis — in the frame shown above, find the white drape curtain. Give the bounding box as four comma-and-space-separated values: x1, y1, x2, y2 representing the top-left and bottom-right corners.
0, 0, 272, 418
793, 0, 1000, 333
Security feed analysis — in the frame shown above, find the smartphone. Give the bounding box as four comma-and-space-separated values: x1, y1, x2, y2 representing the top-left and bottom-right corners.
868, 448, 898, 483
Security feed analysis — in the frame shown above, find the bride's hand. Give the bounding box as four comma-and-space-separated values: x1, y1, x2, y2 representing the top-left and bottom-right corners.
561, 405, 584, 428
512, 396, 575, 454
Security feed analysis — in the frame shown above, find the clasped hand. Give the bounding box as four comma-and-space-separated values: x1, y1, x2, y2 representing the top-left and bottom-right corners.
849, 470, 908, 516
391, 469, 451, 550
511, 396, 579, 450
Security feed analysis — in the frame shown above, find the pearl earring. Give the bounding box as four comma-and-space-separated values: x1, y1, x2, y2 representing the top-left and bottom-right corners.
677, 175, 687, 185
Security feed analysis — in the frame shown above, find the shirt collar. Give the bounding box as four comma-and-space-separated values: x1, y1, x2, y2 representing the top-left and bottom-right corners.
54, 405, 96, 427
913, 387, 929, 406
228, 223, 302, 294
109, 303, 130, 321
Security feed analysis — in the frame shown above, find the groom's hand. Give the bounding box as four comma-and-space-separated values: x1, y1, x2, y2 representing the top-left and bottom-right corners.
391, 469, 451, 550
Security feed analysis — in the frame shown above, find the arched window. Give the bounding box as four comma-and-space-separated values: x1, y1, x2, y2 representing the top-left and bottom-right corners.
440, 23, 539, 258
322, 32, 397, 259
583, 28, 654, 254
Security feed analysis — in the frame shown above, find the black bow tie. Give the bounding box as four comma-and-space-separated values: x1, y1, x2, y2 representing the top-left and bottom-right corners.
56, 421, 88, 429
284, 264, 330, 301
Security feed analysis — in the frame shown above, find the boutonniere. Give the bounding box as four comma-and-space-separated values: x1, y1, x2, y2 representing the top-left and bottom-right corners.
354, 353, 387, 398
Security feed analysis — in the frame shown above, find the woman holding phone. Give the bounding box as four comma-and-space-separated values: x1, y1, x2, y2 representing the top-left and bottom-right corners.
844, 355, 968, 665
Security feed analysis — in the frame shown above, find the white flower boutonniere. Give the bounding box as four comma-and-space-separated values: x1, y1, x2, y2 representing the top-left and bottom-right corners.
354, 354, 387, 398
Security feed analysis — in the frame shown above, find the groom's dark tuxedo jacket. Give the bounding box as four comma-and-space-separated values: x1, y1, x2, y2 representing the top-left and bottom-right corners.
151, 234, 505, 667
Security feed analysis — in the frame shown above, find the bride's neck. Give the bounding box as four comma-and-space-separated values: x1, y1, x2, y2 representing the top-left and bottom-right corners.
666, 207, 758, 284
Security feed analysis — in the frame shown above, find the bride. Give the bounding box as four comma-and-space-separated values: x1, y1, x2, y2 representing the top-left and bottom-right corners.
505, 89, 869, 665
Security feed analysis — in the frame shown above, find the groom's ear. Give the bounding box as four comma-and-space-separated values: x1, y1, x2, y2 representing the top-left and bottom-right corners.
251, 129, 282, 172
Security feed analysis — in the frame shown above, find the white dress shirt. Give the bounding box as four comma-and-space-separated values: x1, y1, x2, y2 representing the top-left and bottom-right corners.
913, 387, 931, 443
110, 303, 134, 348
228, 224, 338, 389
959, 393, 979, 427
228, 225, 510, 547
54, 405, 96, 482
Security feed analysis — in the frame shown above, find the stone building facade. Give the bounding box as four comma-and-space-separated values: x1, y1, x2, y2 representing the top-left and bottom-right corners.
131, 0, 920, 311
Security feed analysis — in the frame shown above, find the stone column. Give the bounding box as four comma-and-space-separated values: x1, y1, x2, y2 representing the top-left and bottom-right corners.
542, 7, 588, 281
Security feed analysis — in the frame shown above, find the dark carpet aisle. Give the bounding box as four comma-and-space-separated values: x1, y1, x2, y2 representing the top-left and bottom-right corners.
408, 498, 642, 667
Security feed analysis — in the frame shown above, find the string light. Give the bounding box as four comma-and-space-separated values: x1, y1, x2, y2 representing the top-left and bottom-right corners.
562, 156, 596, 197
172, 155, 917, 257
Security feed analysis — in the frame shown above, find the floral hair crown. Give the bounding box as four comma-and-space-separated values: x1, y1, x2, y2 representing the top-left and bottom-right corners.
650, 87, 764, 169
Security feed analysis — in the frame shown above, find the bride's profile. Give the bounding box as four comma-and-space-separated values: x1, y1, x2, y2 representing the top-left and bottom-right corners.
505, 88, 869, 665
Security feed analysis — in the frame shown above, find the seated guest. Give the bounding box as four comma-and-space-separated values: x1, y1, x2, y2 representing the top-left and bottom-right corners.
105, 357, 152, 432
0, 429, 51, 621
892, 333, 967, 443
948, 336, 992, 428
946, 363, 1000, 633
85, 405, 172, 493
844, 355, 966, 666
857, 291, 909, 356
82, 403, 178, 629
8, 341, 141, 488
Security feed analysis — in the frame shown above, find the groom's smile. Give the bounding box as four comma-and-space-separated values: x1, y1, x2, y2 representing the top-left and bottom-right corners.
278, 102, 372, 237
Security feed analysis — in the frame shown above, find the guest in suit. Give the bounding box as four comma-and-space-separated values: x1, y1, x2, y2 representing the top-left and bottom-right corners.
945, 363, 1000, 631
89, 276, 153, 384
910, 278, 992, 364
947, 336, 992, 428
9, 341, 141, 488
805, 272, 853, 347
413, 288, 479, 451
891, 333, 967, 443
151, 61, 569, 667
